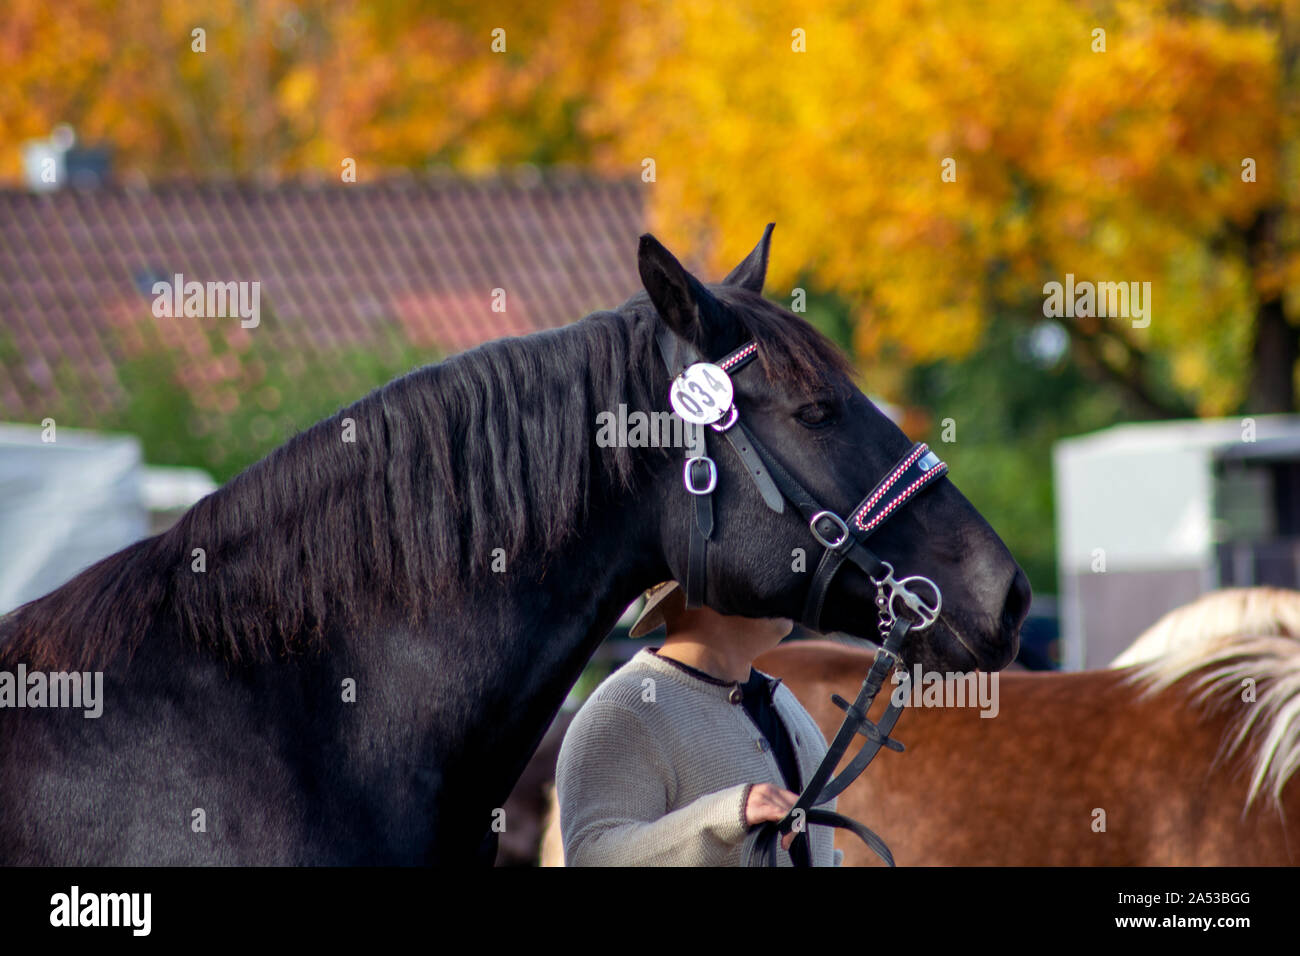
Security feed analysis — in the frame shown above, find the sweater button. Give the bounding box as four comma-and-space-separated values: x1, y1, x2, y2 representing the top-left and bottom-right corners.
729, 687, 743, 704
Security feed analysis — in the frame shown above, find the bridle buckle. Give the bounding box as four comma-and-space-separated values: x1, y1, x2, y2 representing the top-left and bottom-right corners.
873, 642, 905, 669
809, 511, 850, 550
710, 405, 740, 432
683, 455, 718, 495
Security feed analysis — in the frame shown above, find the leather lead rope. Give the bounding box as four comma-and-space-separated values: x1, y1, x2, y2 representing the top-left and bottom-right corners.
743, 614, 911, 867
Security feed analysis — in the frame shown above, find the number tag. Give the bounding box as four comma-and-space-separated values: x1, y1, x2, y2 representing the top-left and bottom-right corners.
670, 363, 734, 425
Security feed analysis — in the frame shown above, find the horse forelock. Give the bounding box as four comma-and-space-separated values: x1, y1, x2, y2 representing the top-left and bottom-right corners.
619, 283, 855, 396
709, 285, 855, 393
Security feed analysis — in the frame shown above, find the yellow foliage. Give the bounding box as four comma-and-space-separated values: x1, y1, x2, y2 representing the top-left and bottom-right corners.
4, 0, 1298, 410
581, 0, 1292, 408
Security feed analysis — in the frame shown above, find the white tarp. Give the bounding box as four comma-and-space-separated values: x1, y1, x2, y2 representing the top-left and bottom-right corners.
0, 423, 147, 615
1053, 415, 1300, 572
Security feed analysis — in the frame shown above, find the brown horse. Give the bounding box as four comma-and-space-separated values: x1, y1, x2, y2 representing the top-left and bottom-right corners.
754, 588, 1300, 866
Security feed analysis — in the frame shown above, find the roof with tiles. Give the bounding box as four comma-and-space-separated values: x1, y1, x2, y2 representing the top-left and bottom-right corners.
0, 174, 645, 421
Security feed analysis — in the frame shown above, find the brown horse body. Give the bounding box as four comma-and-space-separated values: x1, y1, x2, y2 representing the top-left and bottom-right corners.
755, 639, 1300, 866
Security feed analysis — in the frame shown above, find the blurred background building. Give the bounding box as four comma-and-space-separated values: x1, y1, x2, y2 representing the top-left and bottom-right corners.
0, 423, 215, 615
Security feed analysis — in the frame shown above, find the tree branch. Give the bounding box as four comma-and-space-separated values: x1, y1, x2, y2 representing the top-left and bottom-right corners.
1053, 312, 1193, 419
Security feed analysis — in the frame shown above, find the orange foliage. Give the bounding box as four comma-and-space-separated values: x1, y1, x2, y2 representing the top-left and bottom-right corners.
5, 0, 1299, 412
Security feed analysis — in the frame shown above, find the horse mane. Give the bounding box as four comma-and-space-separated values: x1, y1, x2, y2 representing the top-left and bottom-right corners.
1119, 588, 1300, 810
1112, 587, 1300, 668
0, 286, 850, 671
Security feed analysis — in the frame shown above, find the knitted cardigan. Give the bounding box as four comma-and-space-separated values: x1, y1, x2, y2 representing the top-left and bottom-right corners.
556, 647, 843, 866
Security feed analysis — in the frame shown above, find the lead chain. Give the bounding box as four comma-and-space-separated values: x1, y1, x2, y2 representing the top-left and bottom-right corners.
875, 581, 894, 642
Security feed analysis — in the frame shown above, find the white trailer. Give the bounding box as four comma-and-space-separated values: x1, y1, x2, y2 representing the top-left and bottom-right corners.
1054, 415, 1300, 669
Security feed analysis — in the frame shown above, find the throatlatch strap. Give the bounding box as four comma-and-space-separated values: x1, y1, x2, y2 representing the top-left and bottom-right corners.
701, 338, 783, 514
715, 421, 784, 513
655, 330, 783, 512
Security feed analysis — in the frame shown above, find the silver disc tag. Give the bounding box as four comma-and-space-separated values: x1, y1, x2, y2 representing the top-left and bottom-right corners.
669, 362, 734, 425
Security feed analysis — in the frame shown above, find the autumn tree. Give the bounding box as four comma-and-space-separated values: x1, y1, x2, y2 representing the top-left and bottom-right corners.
6, 0, 1299, 415
584, 0, 1300, 416
0, 0, 625, 178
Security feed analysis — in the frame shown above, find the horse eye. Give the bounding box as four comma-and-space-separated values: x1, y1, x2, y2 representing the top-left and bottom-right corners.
796, 402, 838, 428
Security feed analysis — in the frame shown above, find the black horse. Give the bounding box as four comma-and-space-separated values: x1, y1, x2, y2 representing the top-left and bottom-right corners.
0, 227, 1029, 864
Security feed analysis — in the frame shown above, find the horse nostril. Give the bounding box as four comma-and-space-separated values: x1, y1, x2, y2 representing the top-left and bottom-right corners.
1002, 568, 1032, 635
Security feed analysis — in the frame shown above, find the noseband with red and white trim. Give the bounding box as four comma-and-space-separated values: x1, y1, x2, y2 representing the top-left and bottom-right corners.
655, 327, 949, 868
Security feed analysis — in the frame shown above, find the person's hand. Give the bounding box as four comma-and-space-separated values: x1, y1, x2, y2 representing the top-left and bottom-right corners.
745, 783, 800, 850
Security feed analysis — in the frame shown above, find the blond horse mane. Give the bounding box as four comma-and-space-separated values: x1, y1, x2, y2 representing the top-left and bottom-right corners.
1114, 587, 1300, 810
1113, 587, 1300, 668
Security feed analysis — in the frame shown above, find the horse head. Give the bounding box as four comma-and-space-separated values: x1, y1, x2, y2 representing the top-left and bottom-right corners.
631, 225, 1030, 672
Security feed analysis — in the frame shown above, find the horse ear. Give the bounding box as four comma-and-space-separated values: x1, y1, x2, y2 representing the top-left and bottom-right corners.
722, 223, 775, 292
638, 234, 734, 353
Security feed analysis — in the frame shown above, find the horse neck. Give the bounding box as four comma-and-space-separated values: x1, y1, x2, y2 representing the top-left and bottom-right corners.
318, 457, 671, 857
478, 526, 661, 780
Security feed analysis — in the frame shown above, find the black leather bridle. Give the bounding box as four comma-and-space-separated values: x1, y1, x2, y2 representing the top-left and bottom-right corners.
656, 328, 948, 867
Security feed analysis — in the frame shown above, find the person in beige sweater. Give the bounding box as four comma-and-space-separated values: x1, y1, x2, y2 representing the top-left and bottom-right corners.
556, 581, 842, 866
